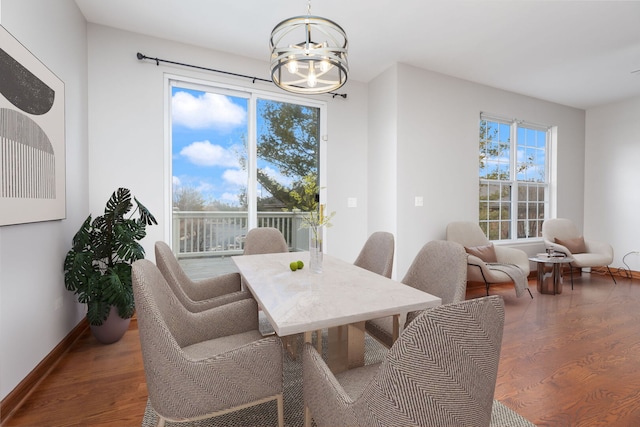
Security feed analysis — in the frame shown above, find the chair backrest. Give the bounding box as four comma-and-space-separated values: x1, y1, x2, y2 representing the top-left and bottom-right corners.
155, 240, 200, 304
132, 259, 196, 411
353, 231, 395, 278
401, 240, 468, 305
155, 241, 222, 311
358, 295, 505, 427
446, 221, 491, 247
542, 218, 581, 242
243, 227, 289, 255
133, 259, 202, 348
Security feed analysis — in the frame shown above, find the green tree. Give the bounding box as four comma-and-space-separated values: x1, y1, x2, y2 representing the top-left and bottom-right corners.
256, 101, 319, 210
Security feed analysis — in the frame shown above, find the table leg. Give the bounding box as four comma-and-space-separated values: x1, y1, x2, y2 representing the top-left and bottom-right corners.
552, 263, 563, 294
537, 262, 564, 295
327, 321, 365, 374
392, 314, 400, 343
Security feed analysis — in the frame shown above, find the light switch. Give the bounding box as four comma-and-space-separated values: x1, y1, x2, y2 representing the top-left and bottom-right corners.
415, 196, 424, 207
348, 197, 357, 208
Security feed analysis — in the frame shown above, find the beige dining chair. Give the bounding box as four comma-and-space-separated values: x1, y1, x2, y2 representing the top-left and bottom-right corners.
243, 227, 289, 255
446, 221, 532, 298
353, 231, 394, 278
240, 227, 307, 351
154, 241, 251, 312
364, 240, 468, 348
303, 295, 505, 427
542, 218, 616, 288
132, 259, 284, 427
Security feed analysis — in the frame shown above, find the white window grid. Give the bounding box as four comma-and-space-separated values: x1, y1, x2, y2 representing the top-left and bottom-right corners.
479, 114, 551, 241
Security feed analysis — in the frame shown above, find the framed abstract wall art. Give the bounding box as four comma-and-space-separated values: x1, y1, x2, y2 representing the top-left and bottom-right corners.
0, 25, 66, 226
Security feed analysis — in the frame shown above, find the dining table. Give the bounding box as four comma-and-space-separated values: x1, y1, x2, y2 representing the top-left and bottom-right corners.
232, 251, 441, 373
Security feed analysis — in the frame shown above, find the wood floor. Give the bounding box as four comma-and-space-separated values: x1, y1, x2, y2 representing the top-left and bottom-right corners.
4, 271, 640, 426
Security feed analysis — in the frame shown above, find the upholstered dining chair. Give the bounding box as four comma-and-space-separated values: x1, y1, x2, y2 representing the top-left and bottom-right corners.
542, 218, 616, 287
353, 231, 395, 278
132, 259, 284, 427
241, 227, 304, 351
446, 221, 532, 298
154, 241, 251, 313
303, 295, 505, 427
242, 227, 289, 255
364, 240, 468, 348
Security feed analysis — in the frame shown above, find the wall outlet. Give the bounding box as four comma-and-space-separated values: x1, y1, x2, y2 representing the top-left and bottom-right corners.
347, 197, 357, 208
415, 196, 424, 207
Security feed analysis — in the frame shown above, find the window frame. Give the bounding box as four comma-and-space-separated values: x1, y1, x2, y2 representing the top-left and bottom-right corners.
479, 113, 552, 242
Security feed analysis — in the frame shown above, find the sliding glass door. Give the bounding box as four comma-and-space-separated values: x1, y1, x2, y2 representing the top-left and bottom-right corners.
168, 78, 324, 258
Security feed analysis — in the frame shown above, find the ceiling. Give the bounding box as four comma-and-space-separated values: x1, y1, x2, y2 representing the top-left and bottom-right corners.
74, 0, 640, 110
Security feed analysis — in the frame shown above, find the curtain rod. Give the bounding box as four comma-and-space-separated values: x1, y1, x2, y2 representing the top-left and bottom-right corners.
136, 52, 348, 99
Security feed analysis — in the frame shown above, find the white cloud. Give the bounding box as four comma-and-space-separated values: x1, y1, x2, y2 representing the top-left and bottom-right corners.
180, 140, 240, 167
172, 176, 181, 186
222, 168, 247, 186
172, 91, 246, 130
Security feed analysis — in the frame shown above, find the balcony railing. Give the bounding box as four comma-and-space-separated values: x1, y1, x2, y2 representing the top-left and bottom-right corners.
172, 211, 309, 258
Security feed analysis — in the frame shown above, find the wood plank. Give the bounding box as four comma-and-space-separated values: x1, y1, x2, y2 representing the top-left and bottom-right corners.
0, 318, 88, 424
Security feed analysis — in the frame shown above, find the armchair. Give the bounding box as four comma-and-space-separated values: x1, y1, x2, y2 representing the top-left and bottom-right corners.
542, 218, 616, 287
243, 227, 288, 255
303, 296, 505, 427
353, 231, 395, 278
365, 240, 467, 348
446, 221, 532, 298
132, 259, 284, 427
154, 241, 251, 312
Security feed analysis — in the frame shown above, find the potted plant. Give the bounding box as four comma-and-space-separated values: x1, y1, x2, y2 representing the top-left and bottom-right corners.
63, 187, 157, 343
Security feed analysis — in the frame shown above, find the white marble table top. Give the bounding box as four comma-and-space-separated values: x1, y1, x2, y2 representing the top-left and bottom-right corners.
232, 251, 441, 337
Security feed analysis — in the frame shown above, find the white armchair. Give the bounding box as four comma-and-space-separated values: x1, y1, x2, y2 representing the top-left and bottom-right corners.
542, 218, 616, 287
446, 221, 532, 298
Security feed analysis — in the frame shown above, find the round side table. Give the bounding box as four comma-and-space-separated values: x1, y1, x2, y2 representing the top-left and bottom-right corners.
529, 255, 574, 295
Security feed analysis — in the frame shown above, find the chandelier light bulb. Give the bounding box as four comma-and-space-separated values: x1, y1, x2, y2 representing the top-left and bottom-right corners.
287, 58, 298, 74
319, 59, 331, 73
307, 63, 318, 87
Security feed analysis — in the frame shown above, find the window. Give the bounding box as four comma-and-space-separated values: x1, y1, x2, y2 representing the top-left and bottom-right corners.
168, 77, 325, 255
478, 114, 550, 241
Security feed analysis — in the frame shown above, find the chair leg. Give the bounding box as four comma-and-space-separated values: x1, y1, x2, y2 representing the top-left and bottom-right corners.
607, 266, 617, 284
304, 406, 312, 427
570, 266, 574, 290
277, 394, 284, 427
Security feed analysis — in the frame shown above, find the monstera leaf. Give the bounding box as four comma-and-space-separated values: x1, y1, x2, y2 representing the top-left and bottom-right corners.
63, 188, 157, 326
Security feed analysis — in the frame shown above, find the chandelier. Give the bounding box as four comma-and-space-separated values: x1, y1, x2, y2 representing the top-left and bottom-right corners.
270, 1, 348, 94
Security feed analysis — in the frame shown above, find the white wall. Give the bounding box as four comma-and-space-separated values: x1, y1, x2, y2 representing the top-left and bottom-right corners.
0, 0, 88, 400
585, 96, 640, 271
373, 64, 587, 277
85, 24, 370, 264
367, 65, 399, 275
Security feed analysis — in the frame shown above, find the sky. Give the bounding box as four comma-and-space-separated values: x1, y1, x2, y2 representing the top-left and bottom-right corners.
171, 87, 248, 206
172, 87, 299, 207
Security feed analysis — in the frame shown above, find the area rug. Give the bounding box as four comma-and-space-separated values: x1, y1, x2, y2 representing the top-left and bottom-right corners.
142, 320, 535, 427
